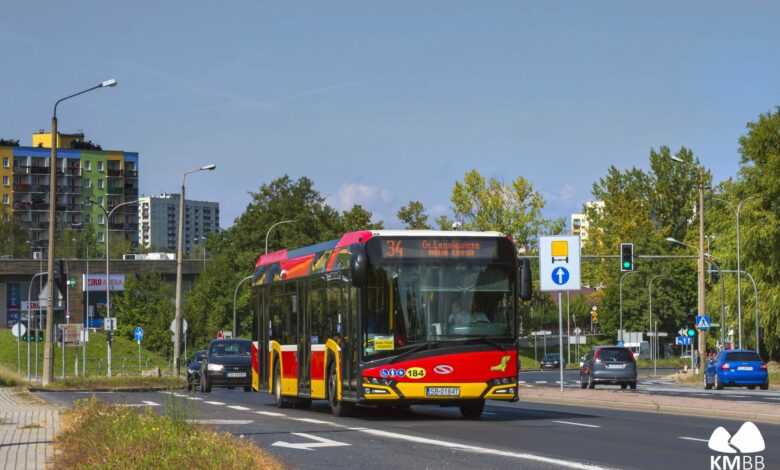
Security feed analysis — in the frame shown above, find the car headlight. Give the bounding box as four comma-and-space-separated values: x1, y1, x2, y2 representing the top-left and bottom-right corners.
207, 363, 224, 372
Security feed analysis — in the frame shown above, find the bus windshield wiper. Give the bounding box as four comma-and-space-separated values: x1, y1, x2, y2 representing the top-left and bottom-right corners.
388, 341, 439, 364
463, 336, 507, 351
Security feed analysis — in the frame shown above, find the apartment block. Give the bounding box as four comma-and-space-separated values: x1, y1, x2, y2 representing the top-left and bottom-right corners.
0, 132, 139, 251
139, 193, 219, 255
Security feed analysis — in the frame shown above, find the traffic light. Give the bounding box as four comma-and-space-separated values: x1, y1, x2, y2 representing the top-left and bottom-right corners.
686, 311, 696, 337
591, 306, 599, 323
620, 243, 634, 272
709, 262, 720, 283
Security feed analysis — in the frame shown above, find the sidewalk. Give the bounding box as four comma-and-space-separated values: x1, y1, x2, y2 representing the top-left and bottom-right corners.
0, 388, 60, 469
519, 385, 780, 424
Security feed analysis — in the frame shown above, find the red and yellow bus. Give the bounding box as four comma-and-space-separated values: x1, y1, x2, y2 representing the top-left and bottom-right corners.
251, 230, 531, 418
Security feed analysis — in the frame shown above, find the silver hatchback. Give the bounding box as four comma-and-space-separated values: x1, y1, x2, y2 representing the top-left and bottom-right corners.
580, 346, 637, 390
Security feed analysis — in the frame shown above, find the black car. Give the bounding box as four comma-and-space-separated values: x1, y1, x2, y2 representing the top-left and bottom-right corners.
580, 346, 637, 389
186, 350, 207, 391
540, 353, 564, 369
200, 339, 252, 393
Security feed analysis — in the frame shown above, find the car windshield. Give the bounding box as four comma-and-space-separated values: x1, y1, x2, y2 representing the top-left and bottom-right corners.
363, 261, 514, 359
724, 352, 762, 362
210, 341, 251, 356
192, 351, 205, 362
597, 348, 632, 362
543, 354, 559, 361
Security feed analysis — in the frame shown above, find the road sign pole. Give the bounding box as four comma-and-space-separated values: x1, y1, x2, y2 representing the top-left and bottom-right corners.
558, 291, 564, 393
138, 341, 141, 373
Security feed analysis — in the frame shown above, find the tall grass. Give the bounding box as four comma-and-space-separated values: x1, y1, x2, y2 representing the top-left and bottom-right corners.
54, 396, 285, 469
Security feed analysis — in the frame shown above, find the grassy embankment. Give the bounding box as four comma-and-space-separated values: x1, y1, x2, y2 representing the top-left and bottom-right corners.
672, 364, 780, 386
0, 328, 184, 389
54, 397, 285, 469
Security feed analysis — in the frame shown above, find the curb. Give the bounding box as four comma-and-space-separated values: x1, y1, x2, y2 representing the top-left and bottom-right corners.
28, 386, 185, 393
518, 390, 780, 425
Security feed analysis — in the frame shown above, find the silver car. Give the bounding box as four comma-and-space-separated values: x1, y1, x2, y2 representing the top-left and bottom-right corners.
580, 346, 637, 390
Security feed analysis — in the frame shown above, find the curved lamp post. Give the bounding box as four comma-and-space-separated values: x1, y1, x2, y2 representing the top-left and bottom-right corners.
233, 275, 254, 338
173, 164, 216, 376
43, 79, 117, 385
265, 219, 295, 254
711, 195, 759, 350
85, 198, 139, 377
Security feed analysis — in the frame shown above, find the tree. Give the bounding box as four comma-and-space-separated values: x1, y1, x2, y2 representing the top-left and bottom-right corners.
112, 269, 175, 356
440, 170, 564, 250
341, 204, 383, 232
0, 216, 28, 258
396, 201, 431, 229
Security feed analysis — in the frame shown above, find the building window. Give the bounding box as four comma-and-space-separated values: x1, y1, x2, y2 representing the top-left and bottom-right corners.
97, 196, 104, 206
2, 157, 8, 168
98, 179, 104, 189
2, 176, 8, 186
85, 179, 92, 189
98, 214, 104, 225
97, 232, 104, 242
97, 161, 104, 171
2, 194, 8, 204
84, 214, 91, 223
85, 160, 91, 171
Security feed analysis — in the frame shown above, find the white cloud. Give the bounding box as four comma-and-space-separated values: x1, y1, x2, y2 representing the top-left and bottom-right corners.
328, 183, 394, 211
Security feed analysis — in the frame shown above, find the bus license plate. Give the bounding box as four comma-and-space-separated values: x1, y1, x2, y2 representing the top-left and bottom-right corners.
227, 372, 246, 378
426, 387, 460, 397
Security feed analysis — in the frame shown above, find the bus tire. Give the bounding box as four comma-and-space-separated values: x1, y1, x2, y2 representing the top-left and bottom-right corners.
459, 399, 485, 419
274, 362, 291, 408
327, 362, 353, 417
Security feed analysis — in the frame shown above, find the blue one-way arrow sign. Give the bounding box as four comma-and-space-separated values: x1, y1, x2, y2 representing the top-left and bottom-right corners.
552, 267, 570, 285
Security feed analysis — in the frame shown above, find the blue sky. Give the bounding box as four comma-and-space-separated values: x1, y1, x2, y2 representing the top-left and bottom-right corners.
2, 1, 779, 229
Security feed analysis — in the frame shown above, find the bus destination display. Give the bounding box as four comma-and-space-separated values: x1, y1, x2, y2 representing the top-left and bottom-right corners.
381, 239, 497, 259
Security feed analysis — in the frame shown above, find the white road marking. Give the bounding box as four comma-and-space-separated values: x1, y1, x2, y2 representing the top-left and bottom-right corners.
227, 405, 251, 411
186, 396, 203, 401
766, 397, 780, 401
535, 381, 547, 384
204, 401, 225, 406
292, 418, 335, 425
356, 428, 611, 469
272, 432, 351, 451
552, 420, 600, 428
188, 419, 254, 425
725, 395, 748, 398
142, 401, 161, 407
679, 436, 708, 443
256, 411, 287, 417
116, 401, 161, 407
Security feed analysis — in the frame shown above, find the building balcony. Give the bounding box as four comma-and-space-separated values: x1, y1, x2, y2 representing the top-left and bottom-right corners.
107, 169, 123, 177
107, 187, 123, 195
30, 166, 49, 175
124, 170, 138, 178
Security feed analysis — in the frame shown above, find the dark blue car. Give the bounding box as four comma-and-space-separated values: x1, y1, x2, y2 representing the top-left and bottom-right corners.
704, 350, 768, 390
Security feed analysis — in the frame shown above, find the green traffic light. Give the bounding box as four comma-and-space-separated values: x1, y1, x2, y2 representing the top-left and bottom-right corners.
623, 261, 631, 269
687, 328, 696, 337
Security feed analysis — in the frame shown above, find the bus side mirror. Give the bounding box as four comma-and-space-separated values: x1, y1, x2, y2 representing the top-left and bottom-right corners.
519, 258, 532, 301
350, 245, 367, 288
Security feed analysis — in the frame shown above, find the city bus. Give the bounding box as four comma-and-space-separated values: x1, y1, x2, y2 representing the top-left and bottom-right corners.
251, 230, 532, 418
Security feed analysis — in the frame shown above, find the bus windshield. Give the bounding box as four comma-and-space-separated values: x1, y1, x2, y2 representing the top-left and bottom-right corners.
363, 261, 515, 359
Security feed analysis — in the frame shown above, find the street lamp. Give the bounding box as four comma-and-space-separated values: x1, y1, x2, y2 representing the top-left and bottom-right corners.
174, 164, 216, 376
669, 155, 706, 374
85, 198, 138, 377
648, 274, 666, 375
711, 195, 759, 350
233, 275, 254, 338
619, 271, 637, 342
43, 79, 117, 385
265, 220, 295, 254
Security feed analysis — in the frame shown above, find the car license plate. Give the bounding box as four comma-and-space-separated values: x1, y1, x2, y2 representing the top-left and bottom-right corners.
426, 387, 460, 397
606, 364, 625, 369
737, 366, 753, 371
227, 372, 246, 378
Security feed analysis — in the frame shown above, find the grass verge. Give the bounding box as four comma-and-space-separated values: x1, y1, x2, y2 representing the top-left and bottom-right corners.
0, 364, 20, 387
32, 375, 185, 391
54, 397, 286, 470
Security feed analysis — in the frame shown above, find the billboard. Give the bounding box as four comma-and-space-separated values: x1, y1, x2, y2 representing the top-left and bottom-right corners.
83, 274, 125, 292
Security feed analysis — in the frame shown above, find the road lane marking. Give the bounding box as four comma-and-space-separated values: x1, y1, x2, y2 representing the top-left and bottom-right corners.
186, 396, 203, 401
116, 401, 161, 407
204, 401, 225, 405
227, 405, 251, 411
535, 381, 547, 384
256, 411, 287, 417
189, 419, 253, 425
291, 418, 339, 425
356, 428, 611, 469
142, 401, 161, 406
679, 437, 708, 443
272, 432, 351, 451
725, 395, 748, 398
518, 381, 526, 384
552, 421, 600, 428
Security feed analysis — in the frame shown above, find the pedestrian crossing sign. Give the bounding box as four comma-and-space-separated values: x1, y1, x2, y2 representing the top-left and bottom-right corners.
695, 315, 710, 331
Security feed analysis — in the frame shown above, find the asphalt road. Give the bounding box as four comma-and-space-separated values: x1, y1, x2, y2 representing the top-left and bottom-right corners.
38, 388, 780, 469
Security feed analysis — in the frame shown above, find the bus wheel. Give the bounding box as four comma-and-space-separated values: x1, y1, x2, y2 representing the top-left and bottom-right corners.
327, 364, 353, 417
274, 364, 291, 408
460, 399, 485, 419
